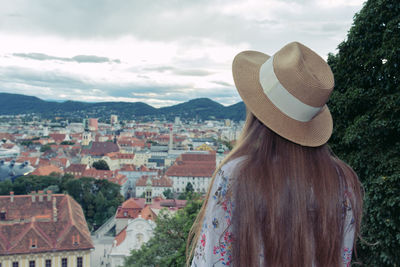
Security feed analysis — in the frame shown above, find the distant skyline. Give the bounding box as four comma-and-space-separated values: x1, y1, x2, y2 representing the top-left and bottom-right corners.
0, 0, 364, 107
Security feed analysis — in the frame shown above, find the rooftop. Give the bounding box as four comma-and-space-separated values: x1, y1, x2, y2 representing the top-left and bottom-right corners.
0, 192, 93, 255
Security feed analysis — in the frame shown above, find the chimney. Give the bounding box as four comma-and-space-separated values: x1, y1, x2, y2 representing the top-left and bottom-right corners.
47, 190, 52, 201
38, 190, 44, 202
52, 196, 57, 222
31, 191, 36, 202
10, 191, 14, 203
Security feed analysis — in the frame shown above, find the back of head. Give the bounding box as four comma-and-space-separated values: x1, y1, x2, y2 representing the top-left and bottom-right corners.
230, 111, 362, 267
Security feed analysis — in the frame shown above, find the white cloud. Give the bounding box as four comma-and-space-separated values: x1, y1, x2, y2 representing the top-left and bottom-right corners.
0, 0, 364, 107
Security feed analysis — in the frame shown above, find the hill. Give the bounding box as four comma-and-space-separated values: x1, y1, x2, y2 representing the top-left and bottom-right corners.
0, 93, 246, 121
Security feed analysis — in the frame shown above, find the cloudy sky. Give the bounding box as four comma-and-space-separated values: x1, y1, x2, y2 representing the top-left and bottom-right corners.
0, 0, 364, 107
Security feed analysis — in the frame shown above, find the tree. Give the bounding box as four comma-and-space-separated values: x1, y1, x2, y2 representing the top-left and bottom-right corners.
123, 199, 203, 267
327, 0, 400, 265
92, 160, 110, 170
163, 189, 174, 199
40, 144, 52, 152
60, 141, 75, 145
64, 177, 123, 229
185, 182, 194, 193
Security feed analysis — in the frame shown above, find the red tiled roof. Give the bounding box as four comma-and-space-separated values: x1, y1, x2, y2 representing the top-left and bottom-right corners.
0, 133, 13, 140
105, 152, 135, 160
115, 197, 186, 219
81, 142, 119, 156
49, 134, 66, 143
165, 153, 216, 177
119, 164, 136, 171
118, 140, 145, 148
181, 153, 216, 162
65, 164, 87, 174
136, 176, 173, 187
31, 165, 63, 176
139, 165, 149, 172
0, 193, 93, 255
82, 169, 113, 179
38, 158, 51, 167
165, 163, 215, 177
114, 226, 127, 246
115, 198, 145, 219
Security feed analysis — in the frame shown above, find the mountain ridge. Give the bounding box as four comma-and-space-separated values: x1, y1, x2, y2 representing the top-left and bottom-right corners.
0, 93, 246, 121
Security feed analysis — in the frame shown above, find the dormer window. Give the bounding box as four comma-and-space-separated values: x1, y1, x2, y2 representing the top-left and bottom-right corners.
0, 211, 6, 221
30, 238, 37, 249
72, 234, 80, 245
123, 211, 128, 217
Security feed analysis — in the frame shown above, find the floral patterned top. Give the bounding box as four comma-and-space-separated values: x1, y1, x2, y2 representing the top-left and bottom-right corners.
191, 157, 356, 267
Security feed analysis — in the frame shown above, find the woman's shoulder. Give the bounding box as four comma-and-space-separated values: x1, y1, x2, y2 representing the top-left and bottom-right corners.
219, 155, 247, 177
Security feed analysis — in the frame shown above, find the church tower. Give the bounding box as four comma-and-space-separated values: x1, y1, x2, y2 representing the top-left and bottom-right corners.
168, 126, 173, 151
145, 177, 153, 205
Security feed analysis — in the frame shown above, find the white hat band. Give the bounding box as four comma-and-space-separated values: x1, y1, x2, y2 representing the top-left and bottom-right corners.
259, 56, 323, 122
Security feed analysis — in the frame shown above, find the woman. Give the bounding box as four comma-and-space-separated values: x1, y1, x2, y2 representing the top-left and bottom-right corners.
187, 42, 363, 266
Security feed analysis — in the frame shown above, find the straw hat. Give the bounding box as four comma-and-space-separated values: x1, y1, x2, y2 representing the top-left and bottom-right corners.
232, 41, 334, 147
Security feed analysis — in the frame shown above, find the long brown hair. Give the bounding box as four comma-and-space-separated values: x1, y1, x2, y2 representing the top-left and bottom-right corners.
187, 111, 362, 266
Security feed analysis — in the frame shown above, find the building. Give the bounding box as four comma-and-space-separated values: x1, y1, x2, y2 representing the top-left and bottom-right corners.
108, 216, 155, 267
0, 191, 94, 266
102, 152, 135, 171
165, 152, 216, 193
88, 119, 98, 132
0, 143, 20, 159
110, 115, 118, 126
30, 164, 63, 176
107, 195, 186, 266
81, 142, 119, 167
65, 164, 88, 178
81, 132, 92, 147
135, 176, 173, 197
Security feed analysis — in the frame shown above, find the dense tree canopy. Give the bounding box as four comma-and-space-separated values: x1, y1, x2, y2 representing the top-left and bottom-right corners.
92, 159, 110, 170
327, 0, 400, 265
123, 199, 203, 267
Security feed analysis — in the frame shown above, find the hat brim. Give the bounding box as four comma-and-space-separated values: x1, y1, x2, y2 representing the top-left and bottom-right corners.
232, 50, 332, 147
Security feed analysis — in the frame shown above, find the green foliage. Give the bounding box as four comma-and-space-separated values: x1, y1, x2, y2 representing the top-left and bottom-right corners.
163, 189, 174, 199
40, 144, 52, 152
0, 174, 123, 231
327, 0, 400, 265
64, 177, 123, 230
92, 160, 110, 170
123, 199, 203, 267
20, 140, 33, 147
185, 182, 194, 193
0, 180, 13, 195
177, 183, 196, 200
60, 141, 75, 145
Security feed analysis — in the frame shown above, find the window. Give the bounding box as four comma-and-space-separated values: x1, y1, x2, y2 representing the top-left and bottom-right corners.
29, 261, 35, 267
61, 258, 67, 267
76, 257, 83, 267
45, 260, 51, 267
12, 262, 18, 267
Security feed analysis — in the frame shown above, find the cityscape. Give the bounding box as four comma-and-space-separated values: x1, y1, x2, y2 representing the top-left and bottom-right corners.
0, 107, 241, 266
